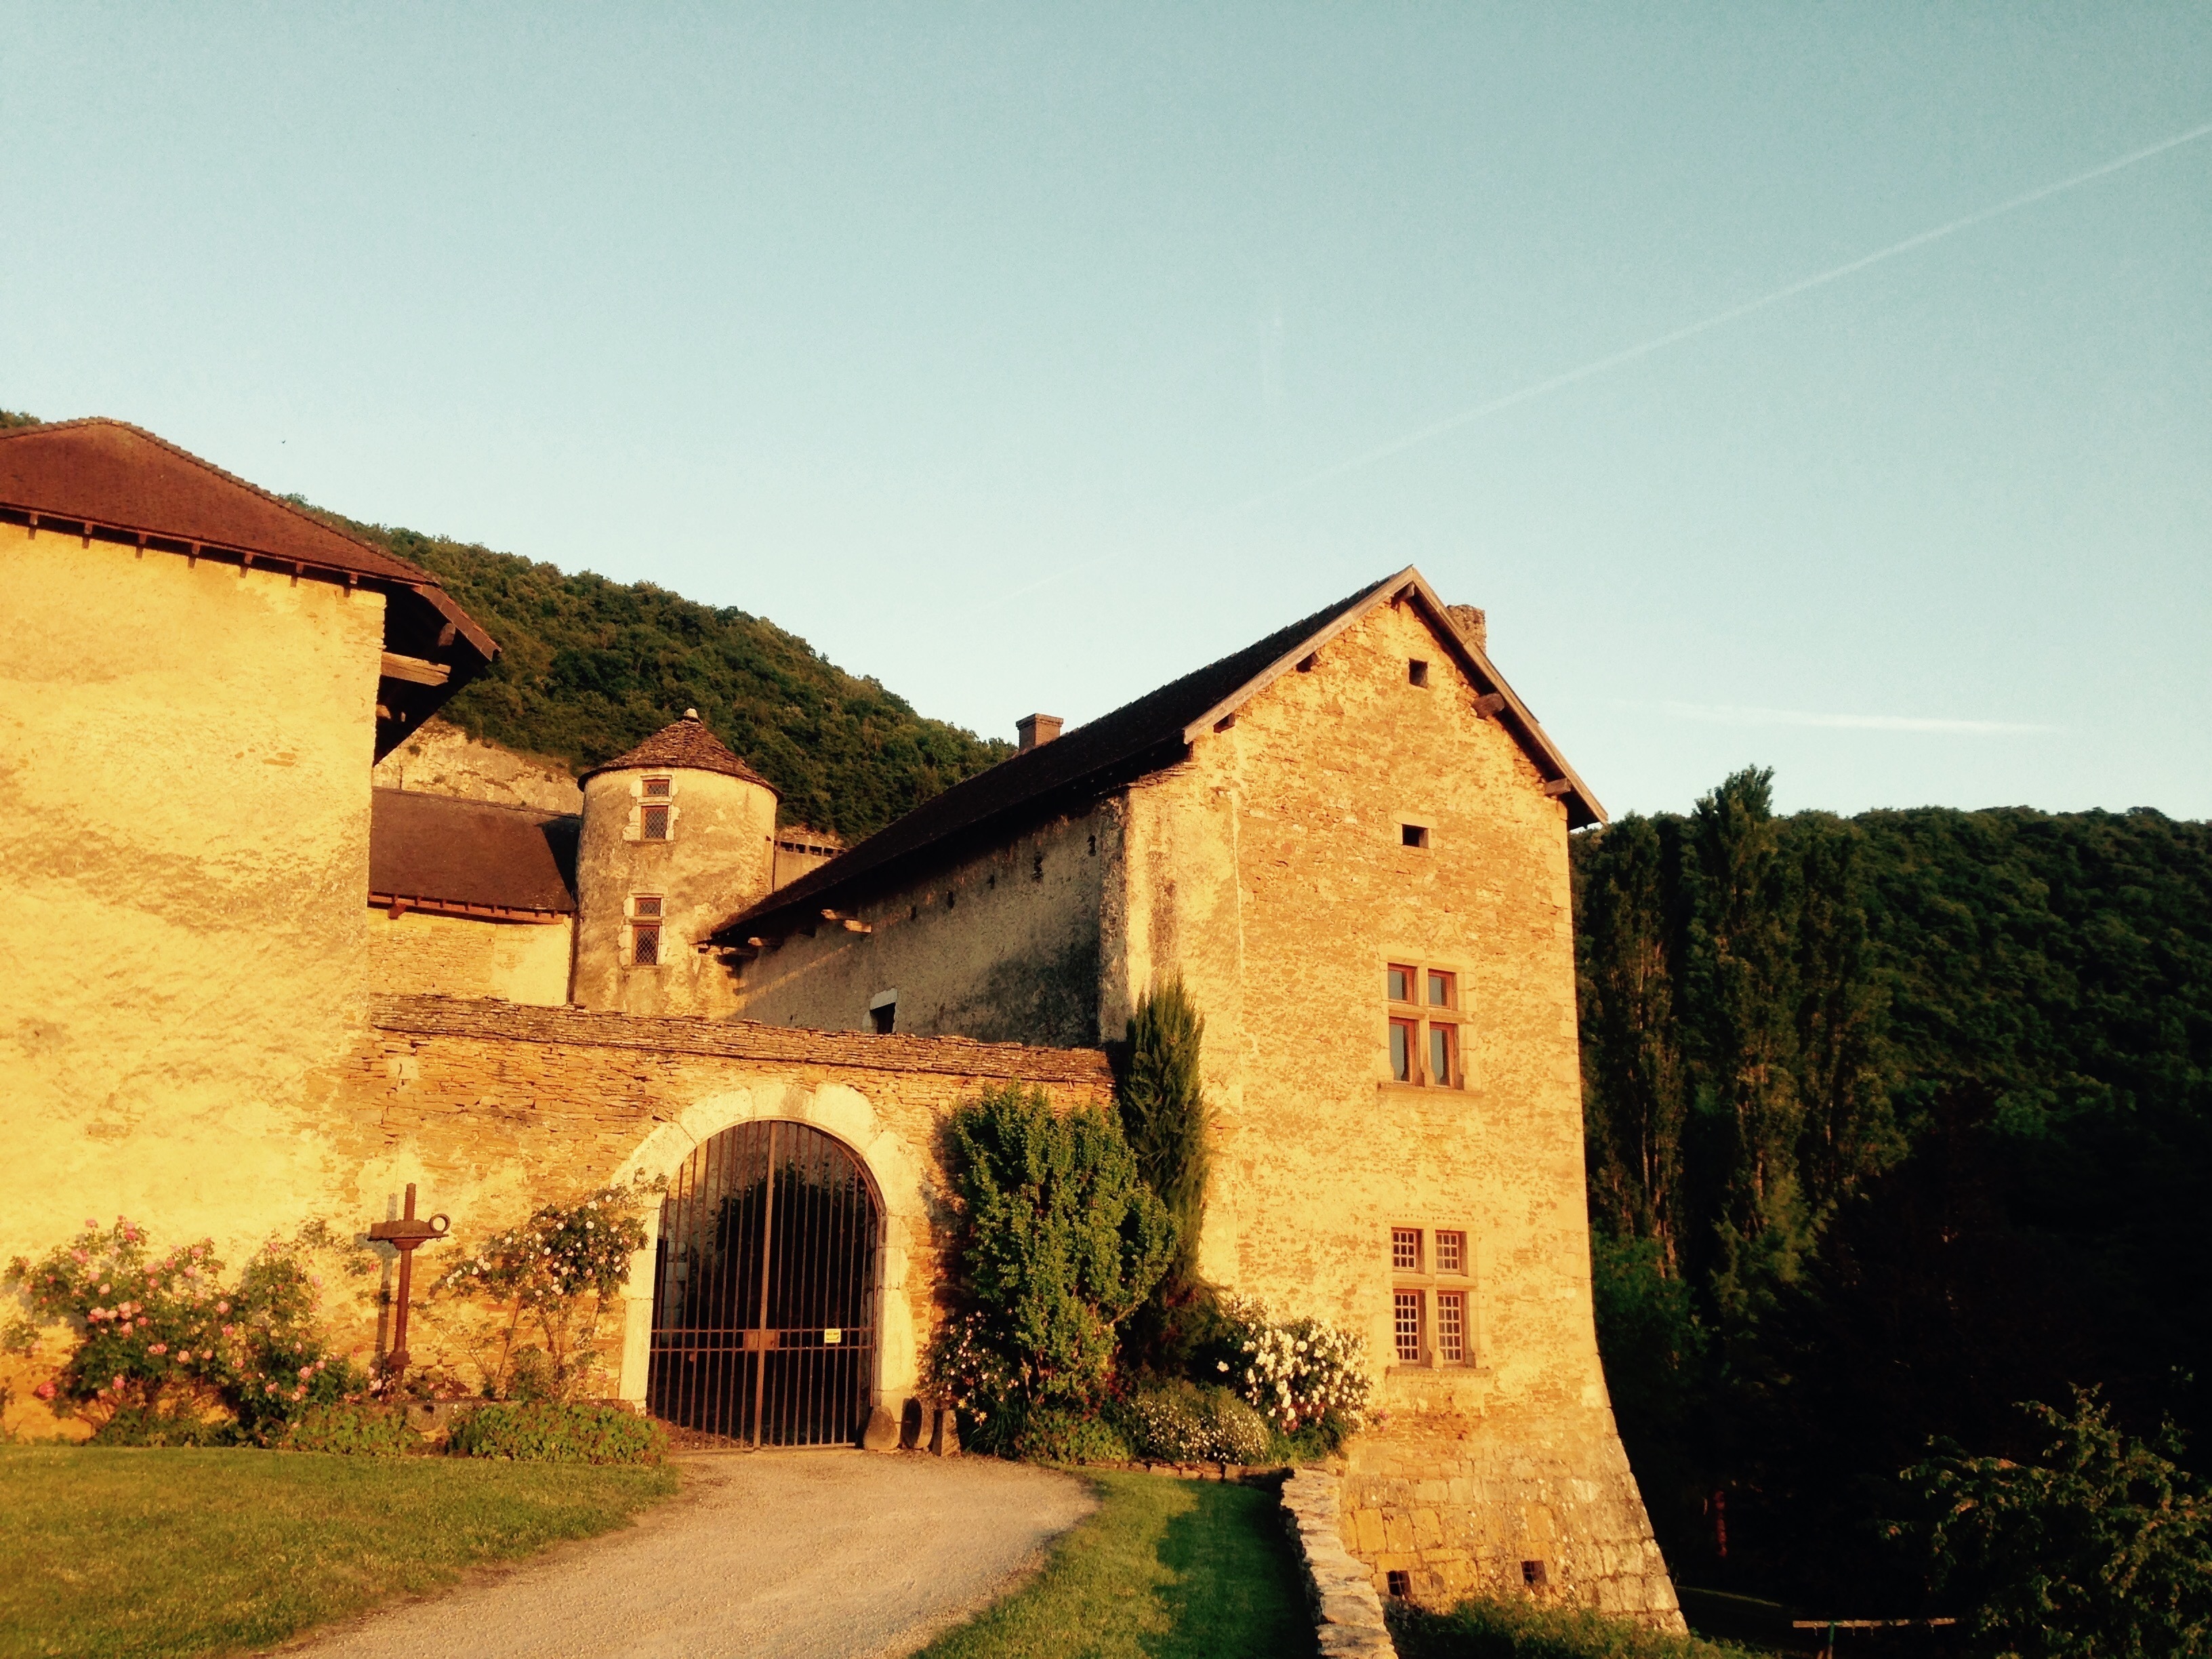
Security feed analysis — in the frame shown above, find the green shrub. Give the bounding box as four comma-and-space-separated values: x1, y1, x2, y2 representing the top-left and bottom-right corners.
1013, 1407, 1133, 1465
1906, 1387, 2212, 1659
448, 1401, 667, 1464
1122, 1381, 1273, 1465
936, 1086, 1174, 1416
86, 1404, 232, 1447
5, 1216, 374, 1441
276, 1403, 420, 1456
1389, 1595, 1755, 1659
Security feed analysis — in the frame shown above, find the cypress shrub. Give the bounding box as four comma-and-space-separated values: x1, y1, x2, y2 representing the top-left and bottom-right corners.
1117, 979, 1210, 1295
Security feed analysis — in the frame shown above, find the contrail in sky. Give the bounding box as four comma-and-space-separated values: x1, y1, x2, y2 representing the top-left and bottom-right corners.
1653, 701, 2057, 735
1208, 116, 2212, 520
988, 115, 2212, 611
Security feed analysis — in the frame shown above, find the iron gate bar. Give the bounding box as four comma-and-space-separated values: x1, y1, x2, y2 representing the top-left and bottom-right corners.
647, 1118, 881, 1448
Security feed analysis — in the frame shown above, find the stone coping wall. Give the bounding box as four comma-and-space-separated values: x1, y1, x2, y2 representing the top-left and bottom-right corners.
370, 994, 1115, 1084
1340, 1406, 1685, 1631
1283, 1468, 1399, 1659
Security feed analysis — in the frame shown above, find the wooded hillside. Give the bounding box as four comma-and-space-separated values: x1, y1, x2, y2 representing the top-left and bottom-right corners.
1574, 771, 2212, 1607
329, 515, 1011, 841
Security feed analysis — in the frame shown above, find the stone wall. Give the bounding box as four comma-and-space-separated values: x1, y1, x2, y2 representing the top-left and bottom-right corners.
1110, 597, 1683, 1626
371, 717, 582, 813
1, 990, 1113, 1439
724, 593, 1679, 1622
737, 803, 1115, 1048
365, 907, 574, 1005
1339, 1397, 1679, 1625
0, 518, 386, 1274
323, 995, 1114, 1411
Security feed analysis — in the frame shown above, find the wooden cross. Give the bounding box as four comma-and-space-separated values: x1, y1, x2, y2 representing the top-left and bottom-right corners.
367, 1183, 449, 1378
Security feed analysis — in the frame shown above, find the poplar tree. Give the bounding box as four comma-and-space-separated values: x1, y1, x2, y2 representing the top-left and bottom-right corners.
1116, 978, 1211, 1296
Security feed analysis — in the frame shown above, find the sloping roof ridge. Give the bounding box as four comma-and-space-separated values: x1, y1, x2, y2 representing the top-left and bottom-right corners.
1, 416, 442, 586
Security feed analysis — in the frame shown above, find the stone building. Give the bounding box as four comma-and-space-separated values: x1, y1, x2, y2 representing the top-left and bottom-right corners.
0, 418, 1679, 1625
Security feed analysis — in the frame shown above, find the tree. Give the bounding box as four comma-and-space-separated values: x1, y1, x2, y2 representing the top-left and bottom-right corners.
1116, 978, 1211, 1295
1908, 1389, 2212, 1659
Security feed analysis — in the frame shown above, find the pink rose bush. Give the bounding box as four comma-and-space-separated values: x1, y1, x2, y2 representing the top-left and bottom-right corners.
432, 1183, 653, 1401
4, 1217, 368, 1443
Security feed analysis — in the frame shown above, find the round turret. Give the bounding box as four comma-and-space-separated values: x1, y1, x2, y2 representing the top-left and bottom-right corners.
571, 710, 777, 1017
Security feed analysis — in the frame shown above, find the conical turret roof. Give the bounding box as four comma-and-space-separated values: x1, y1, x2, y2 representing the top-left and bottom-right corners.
579, 711, 776, 791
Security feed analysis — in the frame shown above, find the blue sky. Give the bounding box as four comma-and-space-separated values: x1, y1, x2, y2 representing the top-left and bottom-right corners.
5, 5, 2207, 819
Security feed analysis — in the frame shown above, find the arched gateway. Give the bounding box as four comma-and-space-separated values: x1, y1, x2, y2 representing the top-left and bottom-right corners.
647, 1120, 882, 1446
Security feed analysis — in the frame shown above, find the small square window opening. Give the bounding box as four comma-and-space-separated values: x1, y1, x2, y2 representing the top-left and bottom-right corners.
1408, 659, 1430, 687
1386, 1571, 1412, 1599
1522, 1560, 1547, 1589
642, 803, 671, 840
1436, 1229, 1465, 1274
643, 777, 672, 799
1393, 1289, 1423, 1363
631, 895, 663, 966
1391, 1227, 1422, 1272
869, 1002, 896, 1034
1437, 1289, 1466, 1362
1401, 823, 1430, 848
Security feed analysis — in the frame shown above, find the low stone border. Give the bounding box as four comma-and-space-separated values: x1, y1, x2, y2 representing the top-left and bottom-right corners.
1282, 1468, 1397, 1658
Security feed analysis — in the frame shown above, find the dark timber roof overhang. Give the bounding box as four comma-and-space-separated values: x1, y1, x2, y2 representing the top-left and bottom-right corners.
0, 418, 498, 758
369, 789, 579, 922
712, 566, 1603, 948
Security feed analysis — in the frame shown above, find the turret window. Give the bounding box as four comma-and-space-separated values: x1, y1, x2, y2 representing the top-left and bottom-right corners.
631, 895, 663, 966
641, 777, 673, 841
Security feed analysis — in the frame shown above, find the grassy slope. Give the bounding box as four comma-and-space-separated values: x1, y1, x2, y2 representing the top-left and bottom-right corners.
331, 514, 1011, 841
0, 1446, 677, 1659
917, 1471, 1315, 1659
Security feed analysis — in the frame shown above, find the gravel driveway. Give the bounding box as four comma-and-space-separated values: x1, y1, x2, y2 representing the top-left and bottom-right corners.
279, 1451, 1094, 1659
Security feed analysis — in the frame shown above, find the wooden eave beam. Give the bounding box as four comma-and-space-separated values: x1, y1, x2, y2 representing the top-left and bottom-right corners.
369, 891, 567, 924
380, 651, 452, 688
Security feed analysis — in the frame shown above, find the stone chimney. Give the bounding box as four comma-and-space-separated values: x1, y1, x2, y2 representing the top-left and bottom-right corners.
1017, 714, 1063, 754
1446, 605, 1488, 654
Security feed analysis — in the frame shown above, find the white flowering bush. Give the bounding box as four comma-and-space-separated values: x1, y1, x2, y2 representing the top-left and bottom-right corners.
922, 1309, 1017, 1431
434, 1180, 657, 1401
1123, 1380, 1271, 1465
1211, 1293, 1371, 1435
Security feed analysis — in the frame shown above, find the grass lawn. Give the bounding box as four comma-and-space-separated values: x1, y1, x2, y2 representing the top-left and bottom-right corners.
1391, 1595, 1768, 1659
916, 1469, 1316, 1659
0, 1445, 678, 1659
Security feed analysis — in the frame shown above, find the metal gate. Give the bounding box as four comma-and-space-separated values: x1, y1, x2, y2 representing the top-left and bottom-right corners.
646, 1120, 881, 1446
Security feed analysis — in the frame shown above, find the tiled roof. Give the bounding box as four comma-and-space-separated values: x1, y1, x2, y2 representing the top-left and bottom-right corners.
579, 712, 775, 790
369, 789, 579, 917
716, 567, 1603, 942
0, 417, 496, 659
